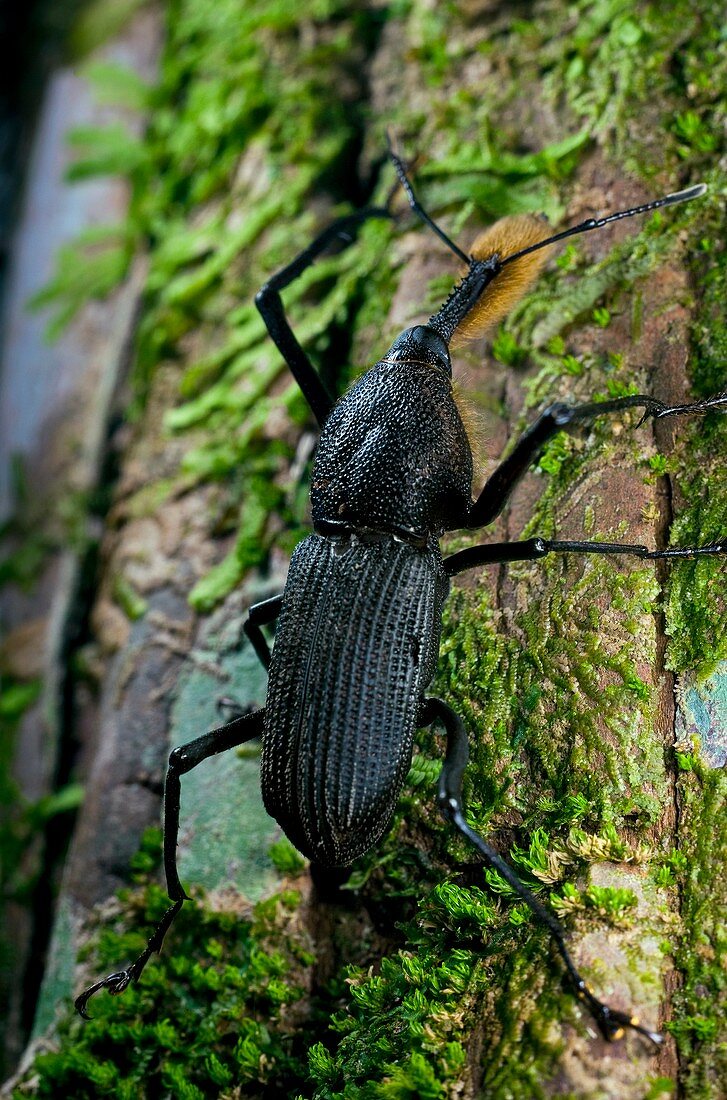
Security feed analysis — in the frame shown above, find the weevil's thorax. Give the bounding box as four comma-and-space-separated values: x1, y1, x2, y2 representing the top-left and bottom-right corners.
311, 325, 473, 538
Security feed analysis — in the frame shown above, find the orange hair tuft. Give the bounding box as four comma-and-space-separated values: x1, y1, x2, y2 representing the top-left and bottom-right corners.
452, 215, 554, 345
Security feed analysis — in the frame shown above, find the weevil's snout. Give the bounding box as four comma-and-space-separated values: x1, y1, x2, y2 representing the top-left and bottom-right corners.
386, 324, 452, 375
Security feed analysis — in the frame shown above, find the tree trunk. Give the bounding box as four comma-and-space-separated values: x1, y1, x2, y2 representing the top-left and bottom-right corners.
5, 1, 725, 1097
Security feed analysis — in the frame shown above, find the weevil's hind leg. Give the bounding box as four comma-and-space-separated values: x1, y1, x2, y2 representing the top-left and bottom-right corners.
255, 208, 393, 427
464, 390, 727, 531
75, 708, 265, 1019
73, 900, 185, 1020
443, 535, 727, 577
420, 695, 663, 1046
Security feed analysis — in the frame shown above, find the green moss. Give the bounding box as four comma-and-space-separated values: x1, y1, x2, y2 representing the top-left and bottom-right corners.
665, 207, 727, 676
34, 0, 399, 611
14, 833, 317, 1098
269, 838, 307, 877
542, 0, 727, 674
668, 765, 726, 1096
111, 573, 148, 620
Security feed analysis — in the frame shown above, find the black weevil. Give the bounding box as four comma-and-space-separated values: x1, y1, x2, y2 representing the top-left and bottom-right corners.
76, 151, 726, 1045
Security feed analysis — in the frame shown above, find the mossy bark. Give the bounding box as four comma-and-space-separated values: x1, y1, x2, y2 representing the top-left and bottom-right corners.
6, 1, 725, 1098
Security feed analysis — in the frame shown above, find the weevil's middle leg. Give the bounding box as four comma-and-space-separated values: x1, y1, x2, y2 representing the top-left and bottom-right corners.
75, 708, 265, 1018
420, 695, 662, 1046
243, 593, 283, 670
443, 535, 726, 577
464, 390, 727, 531
218, 594, 282, 720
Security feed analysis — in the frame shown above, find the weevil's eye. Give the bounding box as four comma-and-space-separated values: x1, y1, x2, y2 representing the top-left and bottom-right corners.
386, 325, 452, 374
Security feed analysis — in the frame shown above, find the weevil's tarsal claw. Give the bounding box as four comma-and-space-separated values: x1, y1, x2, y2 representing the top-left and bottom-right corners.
577, 983, 663, 1047
655, 391, 727, 419
633, 390, 727, 429
74, 902, 184, 1019
74, 968, 136, 1019
663, 182, 708, 205
628, 1016, 664, 1047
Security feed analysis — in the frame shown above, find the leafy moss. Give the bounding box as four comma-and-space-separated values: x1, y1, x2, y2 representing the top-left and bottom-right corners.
668, 765, 726, 1096
14, 838, 315, 1098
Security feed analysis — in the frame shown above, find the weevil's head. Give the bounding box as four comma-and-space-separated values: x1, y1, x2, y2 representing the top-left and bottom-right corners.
384, 324, 452, 376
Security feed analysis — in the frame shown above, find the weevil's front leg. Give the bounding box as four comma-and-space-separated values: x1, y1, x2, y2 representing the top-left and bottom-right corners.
443, 535, 726, 577
255, 208, 392, 427
463, 390, 727, 531
75, 708, 265, 1018
420, 695, 662, 1046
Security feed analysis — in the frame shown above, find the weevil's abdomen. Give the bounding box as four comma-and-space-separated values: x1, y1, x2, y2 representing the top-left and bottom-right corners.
261, 531, 448, 867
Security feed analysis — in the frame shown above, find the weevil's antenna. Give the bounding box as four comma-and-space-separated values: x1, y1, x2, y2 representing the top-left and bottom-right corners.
431, 181, 708, 345
500, 183, 708, 268
387, 132, 471, 265
390, 144, 707, 346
